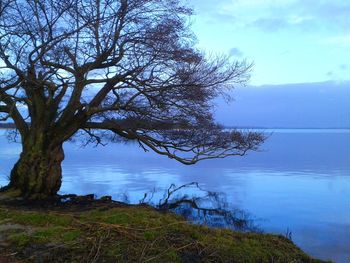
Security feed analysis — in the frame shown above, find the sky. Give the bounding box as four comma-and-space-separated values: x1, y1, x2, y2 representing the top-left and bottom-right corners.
189, 0, 350, 85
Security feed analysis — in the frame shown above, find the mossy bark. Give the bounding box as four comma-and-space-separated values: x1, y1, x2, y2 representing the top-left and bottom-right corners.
7, 134, 64, 199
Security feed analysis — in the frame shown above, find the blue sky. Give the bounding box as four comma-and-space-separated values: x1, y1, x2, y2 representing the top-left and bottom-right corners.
190, 0, 350, 85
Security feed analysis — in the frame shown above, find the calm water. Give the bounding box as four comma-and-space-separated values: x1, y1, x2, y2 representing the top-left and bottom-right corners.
1, 129, 350, 262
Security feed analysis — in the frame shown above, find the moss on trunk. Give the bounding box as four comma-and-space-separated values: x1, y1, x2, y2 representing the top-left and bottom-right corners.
7, 136, 64, 199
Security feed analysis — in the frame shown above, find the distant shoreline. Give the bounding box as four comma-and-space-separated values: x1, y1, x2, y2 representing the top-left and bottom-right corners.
226, 126, 350, 130
1, 123, 350, 130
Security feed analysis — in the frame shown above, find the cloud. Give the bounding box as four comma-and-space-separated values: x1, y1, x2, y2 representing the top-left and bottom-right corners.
250, 17, 289, 31
326, 71, 334, 77
229, 48, 243, 58
248, 14, 317, 32
192, 0, 350, 33
339, 64, 348, 70
326, 64, 350, 81
190, 1, 350, 85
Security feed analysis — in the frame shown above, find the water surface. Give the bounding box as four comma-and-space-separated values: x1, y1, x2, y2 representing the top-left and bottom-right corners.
0, 129, 349, 262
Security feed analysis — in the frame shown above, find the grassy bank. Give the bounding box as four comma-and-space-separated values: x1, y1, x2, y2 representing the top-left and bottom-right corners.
0, 199, 328, 263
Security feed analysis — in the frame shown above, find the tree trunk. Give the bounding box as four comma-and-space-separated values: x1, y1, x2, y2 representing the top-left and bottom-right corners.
7, 138, 65, 199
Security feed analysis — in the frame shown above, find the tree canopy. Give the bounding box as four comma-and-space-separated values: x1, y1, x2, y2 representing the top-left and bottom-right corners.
0, 0, 265, 198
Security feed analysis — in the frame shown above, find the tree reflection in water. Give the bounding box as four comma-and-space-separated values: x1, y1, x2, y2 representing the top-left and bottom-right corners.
140, 182, 260, 233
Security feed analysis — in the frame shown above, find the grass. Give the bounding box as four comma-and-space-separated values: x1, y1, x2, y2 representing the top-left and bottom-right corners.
0, 204, 329, 263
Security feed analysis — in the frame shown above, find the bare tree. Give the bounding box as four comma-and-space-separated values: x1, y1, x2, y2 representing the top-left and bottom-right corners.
0, 0, 265, 199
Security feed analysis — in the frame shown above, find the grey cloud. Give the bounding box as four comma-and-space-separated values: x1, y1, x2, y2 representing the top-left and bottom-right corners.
293, 1, 350, 30
339, 64, 348, 70
191, 0, 350, 33
326, 71, 334, 77
249, 15, 320, 33
189, 0, 236, 24
258, 1, 350, 32
250, 17, 290, 32
229, 47, 243, 57
326, 63, 350, 80
301, 1, 350, 18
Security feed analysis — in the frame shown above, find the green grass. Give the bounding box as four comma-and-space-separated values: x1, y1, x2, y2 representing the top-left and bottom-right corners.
0, 208, 73, 226
0, 206, 329, 263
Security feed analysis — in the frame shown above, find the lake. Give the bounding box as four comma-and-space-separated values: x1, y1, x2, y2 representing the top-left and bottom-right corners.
1, 129, 350, 262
